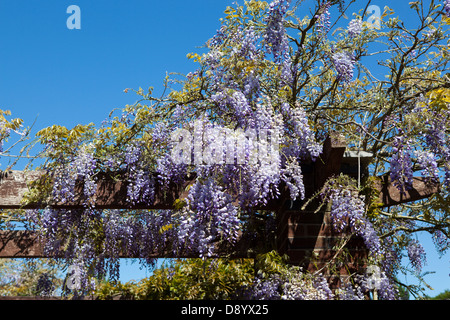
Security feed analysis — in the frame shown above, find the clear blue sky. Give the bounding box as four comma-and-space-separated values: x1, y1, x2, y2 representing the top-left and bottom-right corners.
1, 0, 448, 298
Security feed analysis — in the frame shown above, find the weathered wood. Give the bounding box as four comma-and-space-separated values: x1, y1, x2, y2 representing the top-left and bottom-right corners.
375, 175, 440, 207
0, 230, 43, 257
0, 170, 193, 210
0, 171, 43, 209
314, 132, 347, 191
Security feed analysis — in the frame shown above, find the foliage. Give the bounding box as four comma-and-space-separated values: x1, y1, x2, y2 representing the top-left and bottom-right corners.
425, 289, 450, 300
95, 258, 255, 300
0, 109, 33, 170
0, 259, 63, 297
1, 0, 450, 299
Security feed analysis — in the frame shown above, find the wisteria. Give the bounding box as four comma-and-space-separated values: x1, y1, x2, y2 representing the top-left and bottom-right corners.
432, 230, 450, 256
281, 157, 305, 201
407, 239, 427, 273
263, 0, 291, 62
336, 283, 365, 300
211, 90, 254, 127
414, 150, 439, 183
236, 26, 260, 61
390, 102, 450, 192
355, 269, 399, 300
324, 181, 383, 260
282, 273, 334, 300
50, 144, 98, 206
250, 274, 283, 300
389, 136, 414, 194
331, 50, 356, 83
283, 105, 323, 160
423, 110, 450, 188
347, 18, 362, 38
249, 267, 335, 300
444, 0, 450, 17
124, 142, 155, 205
177, 178, 241, 257
74, 145, 98, 203
315, 2, 331, 37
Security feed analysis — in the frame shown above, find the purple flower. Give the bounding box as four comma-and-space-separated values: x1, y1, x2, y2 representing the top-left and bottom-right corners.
264, 0, 291, 62
152, 122, 170, 144
177, 178, 241, 257
332, 51, 355, 83
316, 2, 331, 37
414, 150, 439, 182
281, 158, 305, 200
389, 136, 414, 194
211, 89, 254, 127
347, 18, 362, 37
407, 240, 427, 273
444, 0, 450, 17
283, 106, 323, 160
251, 274, 283, 300
325, 184, 383, 260
125, 142, 141, 166
236, 26, 260, 61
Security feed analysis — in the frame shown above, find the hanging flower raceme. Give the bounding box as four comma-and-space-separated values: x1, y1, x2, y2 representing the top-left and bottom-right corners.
347, 18, 363, 38
264, 0, 291, 63
407, 239, 427, 273
177, 178, 241, 257
50, 144, 97, 206
414, 150, 439, 183
281, 103, 323, 160
316, 1, 331, 37
211, 89, 254, 127
321, 177, 383, 260
124, 141, 155, 205
389, 135, 414, 195
444, 0, 450, 17
331, 51, 356, 83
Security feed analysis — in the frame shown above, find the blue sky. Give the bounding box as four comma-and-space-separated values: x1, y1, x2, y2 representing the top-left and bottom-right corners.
1, 0, 448, 298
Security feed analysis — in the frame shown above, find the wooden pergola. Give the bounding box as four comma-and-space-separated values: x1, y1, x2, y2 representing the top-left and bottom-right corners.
0, 133, 440, 298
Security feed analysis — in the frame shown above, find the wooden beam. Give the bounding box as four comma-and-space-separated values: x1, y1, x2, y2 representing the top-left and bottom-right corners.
0, 230, 43, 258
0, 230, 259, 259
0, 170, 193, 210
314, 132, 347, 191
375, 175, 440, 207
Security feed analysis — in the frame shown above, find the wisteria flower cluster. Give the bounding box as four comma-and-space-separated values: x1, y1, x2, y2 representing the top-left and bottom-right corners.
177, 178, 241, 257
281, 272, 334, 300
444, 0, 450, 17
249, 268, 334, 300
315, 2, 331, 37
389, 136, 414, 194
331, 51, 356, 83
263, 0, 291, 62
389, 100, 450, 193
347, 18, 363, 38
407, 239, 427, 273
